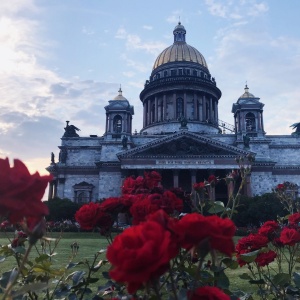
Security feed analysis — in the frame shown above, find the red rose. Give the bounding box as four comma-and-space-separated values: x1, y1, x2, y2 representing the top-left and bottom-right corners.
276, 183, 285, 191
208, 175, 218, 187
188, 286, 230, 300
99, 197, 125, 213
106, 220, 178, 294
280, 227, 300, 246
288, 213, 300, 226
208, 215, 236, 256
130, 197, 159, 225
175, 213, 235, 256
121, 176, 137, 194
236, 234, 269, 254
258, 221, 280, 238
75, 202, 103, 230
236, 233, 269, 266
144, 171, 161, 189
193, 182, 206, 191
255, 250, 277, 267
0, 158, 51, 223
147, 191, 183, 214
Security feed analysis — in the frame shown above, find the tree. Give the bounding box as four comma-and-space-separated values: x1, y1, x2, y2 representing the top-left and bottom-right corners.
44, 197, 81, 221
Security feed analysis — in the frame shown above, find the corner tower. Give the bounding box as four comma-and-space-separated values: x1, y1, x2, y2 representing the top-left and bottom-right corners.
140, 23, 222, 135
104, 88, 134, 139
232, 85, 265, 138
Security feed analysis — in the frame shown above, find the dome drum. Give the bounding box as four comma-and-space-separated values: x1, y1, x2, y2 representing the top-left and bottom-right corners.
140, 23, 221, 135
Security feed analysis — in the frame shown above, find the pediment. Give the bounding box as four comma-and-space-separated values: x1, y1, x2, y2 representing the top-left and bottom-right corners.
118, 131, 252, 159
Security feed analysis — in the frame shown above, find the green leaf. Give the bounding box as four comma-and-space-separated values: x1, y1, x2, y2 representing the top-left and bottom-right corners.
239, 273, 252, 280
293, 272, 300, 288
215, 270, 230, 289
12, 282, 49, 297
35, 254, 50, 263
0, 270, 15, 288
272, 273, 291, 287
178, 288, 188, 300
199, 270, 214, 283
208, 203, 225, 214
102, 271, 111, 279
87, 277, 99, 284
98, 280, 115, 293
13, 246, 26, 254
66, 262, 80, 269
249, 279, 265, 284
221, 258, 239, 269
0, 256, 5, 263
72, 271, 85, 286
239, 250, 260, 263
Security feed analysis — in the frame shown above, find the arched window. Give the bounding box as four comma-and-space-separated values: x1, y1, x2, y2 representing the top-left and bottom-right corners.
245, 112, 256, 131
176, 98, 184, 118
73, 181, 94, 203
113, 115, 122, 133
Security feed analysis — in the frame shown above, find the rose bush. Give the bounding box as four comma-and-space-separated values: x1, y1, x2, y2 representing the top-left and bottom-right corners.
235, 211, 300, 299
3, 156, 300, 299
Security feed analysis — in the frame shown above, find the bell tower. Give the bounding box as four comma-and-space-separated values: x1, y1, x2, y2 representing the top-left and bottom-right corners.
232, 85, 265, 138
104, 87, 134, 139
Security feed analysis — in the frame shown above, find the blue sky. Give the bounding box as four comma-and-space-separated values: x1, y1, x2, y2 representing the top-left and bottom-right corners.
1, 0, 300, 179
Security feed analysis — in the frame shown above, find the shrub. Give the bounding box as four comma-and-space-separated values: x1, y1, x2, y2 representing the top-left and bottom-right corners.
233, 193, 286, 227
44, 197, 81, 221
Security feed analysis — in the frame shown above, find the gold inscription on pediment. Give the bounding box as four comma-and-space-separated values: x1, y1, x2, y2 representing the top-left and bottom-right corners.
156, 160, 213, 165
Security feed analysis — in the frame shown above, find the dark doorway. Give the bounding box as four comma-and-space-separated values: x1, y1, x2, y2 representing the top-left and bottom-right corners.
161, 169, 173, 190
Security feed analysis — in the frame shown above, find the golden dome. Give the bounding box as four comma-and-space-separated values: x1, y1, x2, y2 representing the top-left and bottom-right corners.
239, 85, 255, 99
152, 23, 208, 70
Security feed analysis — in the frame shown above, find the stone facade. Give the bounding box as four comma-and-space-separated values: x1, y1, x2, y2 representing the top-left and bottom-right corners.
47, 23, 300, 203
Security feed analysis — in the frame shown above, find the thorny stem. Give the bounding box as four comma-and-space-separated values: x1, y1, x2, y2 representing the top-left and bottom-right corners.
3, 243, 33, 300
78, 252, 101, 300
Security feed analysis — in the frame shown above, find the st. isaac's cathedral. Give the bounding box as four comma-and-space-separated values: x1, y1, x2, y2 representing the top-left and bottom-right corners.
47, 23, 300, 203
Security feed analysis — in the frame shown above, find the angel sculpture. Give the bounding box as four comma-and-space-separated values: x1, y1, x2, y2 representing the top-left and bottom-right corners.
290, 122, 300, 135
63, 120, 81, 137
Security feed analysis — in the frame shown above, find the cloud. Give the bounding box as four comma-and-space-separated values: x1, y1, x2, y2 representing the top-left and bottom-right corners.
166, 10, 183, 24
122, 71, 135, 78
209, 24, 300, 135
143, 25, 153, 30
120, 54, 150, 73
115, 27, 167, 55
204, 0, 269, 20
115, 27, 127, 39
81, 26, 95, 36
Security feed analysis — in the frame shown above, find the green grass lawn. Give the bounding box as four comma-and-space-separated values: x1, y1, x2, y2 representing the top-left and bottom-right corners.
0, 232, 293, 300
0, 231, 111, 298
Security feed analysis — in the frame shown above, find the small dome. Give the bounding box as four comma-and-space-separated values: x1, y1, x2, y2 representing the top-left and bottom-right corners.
239, 85, 255, 99
113, 87, 127, 100
173, 22, 186, 32
152, 23, 208, 70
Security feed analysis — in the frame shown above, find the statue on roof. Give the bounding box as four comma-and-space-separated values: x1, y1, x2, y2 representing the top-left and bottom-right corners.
63, 121, 80, 137
243, 134, 250, 148
51, 152, 55, 164
290, 122, 300, 136
122, 135, 128, 149
178, 115, 188, 128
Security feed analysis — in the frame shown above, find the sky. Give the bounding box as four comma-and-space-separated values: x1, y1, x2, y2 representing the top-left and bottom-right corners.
1, 0, 300, 181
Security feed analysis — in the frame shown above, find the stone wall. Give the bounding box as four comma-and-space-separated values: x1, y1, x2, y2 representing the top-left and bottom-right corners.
98, 171, 122, 199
